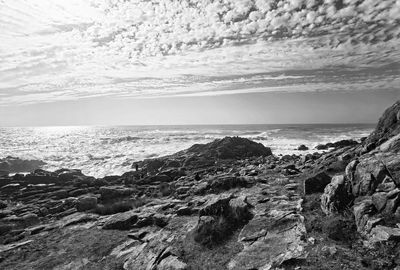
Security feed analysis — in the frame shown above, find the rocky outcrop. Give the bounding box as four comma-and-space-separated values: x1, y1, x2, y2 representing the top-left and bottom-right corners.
363, 100, 400, 151
186, 136, 272, 160
321, 175, 353, 215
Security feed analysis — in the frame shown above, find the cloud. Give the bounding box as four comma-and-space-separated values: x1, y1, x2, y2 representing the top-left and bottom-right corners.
0, 0, 399, 105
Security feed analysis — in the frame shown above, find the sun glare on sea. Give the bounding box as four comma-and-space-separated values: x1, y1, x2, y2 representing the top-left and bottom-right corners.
32, 126, 93, 137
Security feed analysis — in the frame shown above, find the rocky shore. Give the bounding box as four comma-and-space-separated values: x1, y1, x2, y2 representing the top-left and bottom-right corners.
0, 101, 399, 270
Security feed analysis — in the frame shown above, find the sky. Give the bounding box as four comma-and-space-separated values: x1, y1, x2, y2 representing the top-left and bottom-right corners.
0, 0, 399, 126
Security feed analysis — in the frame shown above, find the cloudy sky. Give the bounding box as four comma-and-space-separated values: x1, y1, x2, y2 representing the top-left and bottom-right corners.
0, 0, 399, 126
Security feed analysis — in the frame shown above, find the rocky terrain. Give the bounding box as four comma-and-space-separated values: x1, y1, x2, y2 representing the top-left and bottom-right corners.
0, 101, 399, 270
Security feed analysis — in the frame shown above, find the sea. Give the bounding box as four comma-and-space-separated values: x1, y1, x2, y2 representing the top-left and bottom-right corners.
0, 124, 374, 178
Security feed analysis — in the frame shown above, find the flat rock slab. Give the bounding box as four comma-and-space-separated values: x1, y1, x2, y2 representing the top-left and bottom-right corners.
228, 211, 307, 270
0, 240, 33, 253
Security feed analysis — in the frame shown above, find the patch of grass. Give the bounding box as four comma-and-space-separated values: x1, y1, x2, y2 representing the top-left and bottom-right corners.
93, 198, 147, 216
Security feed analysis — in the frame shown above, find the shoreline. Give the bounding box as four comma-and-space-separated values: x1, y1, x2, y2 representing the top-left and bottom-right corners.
0, 101, 399, 269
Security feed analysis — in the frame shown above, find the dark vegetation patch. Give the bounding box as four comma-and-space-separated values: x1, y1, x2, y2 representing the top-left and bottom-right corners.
93, 198, 147, 216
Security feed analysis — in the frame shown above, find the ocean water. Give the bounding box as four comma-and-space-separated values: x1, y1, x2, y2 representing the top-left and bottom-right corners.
0, 124, 374, 178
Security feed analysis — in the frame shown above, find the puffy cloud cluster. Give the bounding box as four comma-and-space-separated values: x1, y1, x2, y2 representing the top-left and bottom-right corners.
0, 0, 399, 105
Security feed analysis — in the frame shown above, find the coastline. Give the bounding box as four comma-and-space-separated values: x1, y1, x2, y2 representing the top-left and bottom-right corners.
0, 102, 399, 269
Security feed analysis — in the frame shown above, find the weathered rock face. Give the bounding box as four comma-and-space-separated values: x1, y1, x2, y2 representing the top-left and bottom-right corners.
364, 100, 400, 151
346, 157, 391, 197
321, 175, 353, 215
194, 194, 253, 246
304, 172, 332, 194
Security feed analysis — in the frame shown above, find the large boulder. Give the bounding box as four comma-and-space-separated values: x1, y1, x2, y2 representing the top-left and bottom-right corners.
346, 157, 391, 197
321, 175, 353, 215
304, 172, 332, 194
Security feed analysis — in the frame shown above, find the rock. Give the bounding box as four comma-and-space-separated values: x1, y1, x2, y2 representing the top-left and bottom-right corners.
100, 186, 135, 200
144, 159, 165, 174
372, 192, 388, 212
175, 207, 193, 216
353, 200, 377, 234
158, 256, 188, 270
369, 225, 400, 242
304, 172, 332, 194
364, 100, 400, 150
346, 157, 390, 196
102, 210, 138, 230
194, 194, 252, 246
316, 144, 329, 150
76, 196, 97, 212
382, 193, 400, 214
331, 140, 358, 148
321, 175, 353, 215
297, 145, 309, 151
379, 133, 400, 153
186, 137, 272, 161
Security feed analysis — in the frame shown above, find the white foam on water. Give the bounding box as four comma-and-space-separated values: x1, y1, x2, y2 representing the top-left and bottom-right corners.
0, 124, 374, 178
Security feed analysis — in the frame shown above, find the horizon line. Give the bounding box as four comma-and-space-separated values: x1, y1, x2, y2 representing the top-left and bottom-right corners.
0, 122, 377, 128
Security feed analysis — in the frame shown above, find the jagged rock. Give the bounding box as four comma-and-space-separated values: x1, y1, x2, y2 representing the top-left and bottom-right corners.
157, 255, 188, 270
346, 157, 390, 196
364, 100, 400, 150
304, 172, 331, 194
228, 210, 307, 270
369, 225, 400, 242
102, 210, 138, 230
194, 194, 252, 246
100, 186, 135, 200
382, 191, 400, 214
321, 175, 352, 215
76, 196, 97, 212
372, 192, 388, 212
353, 199, 377, 234
379, 133, 400, 153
